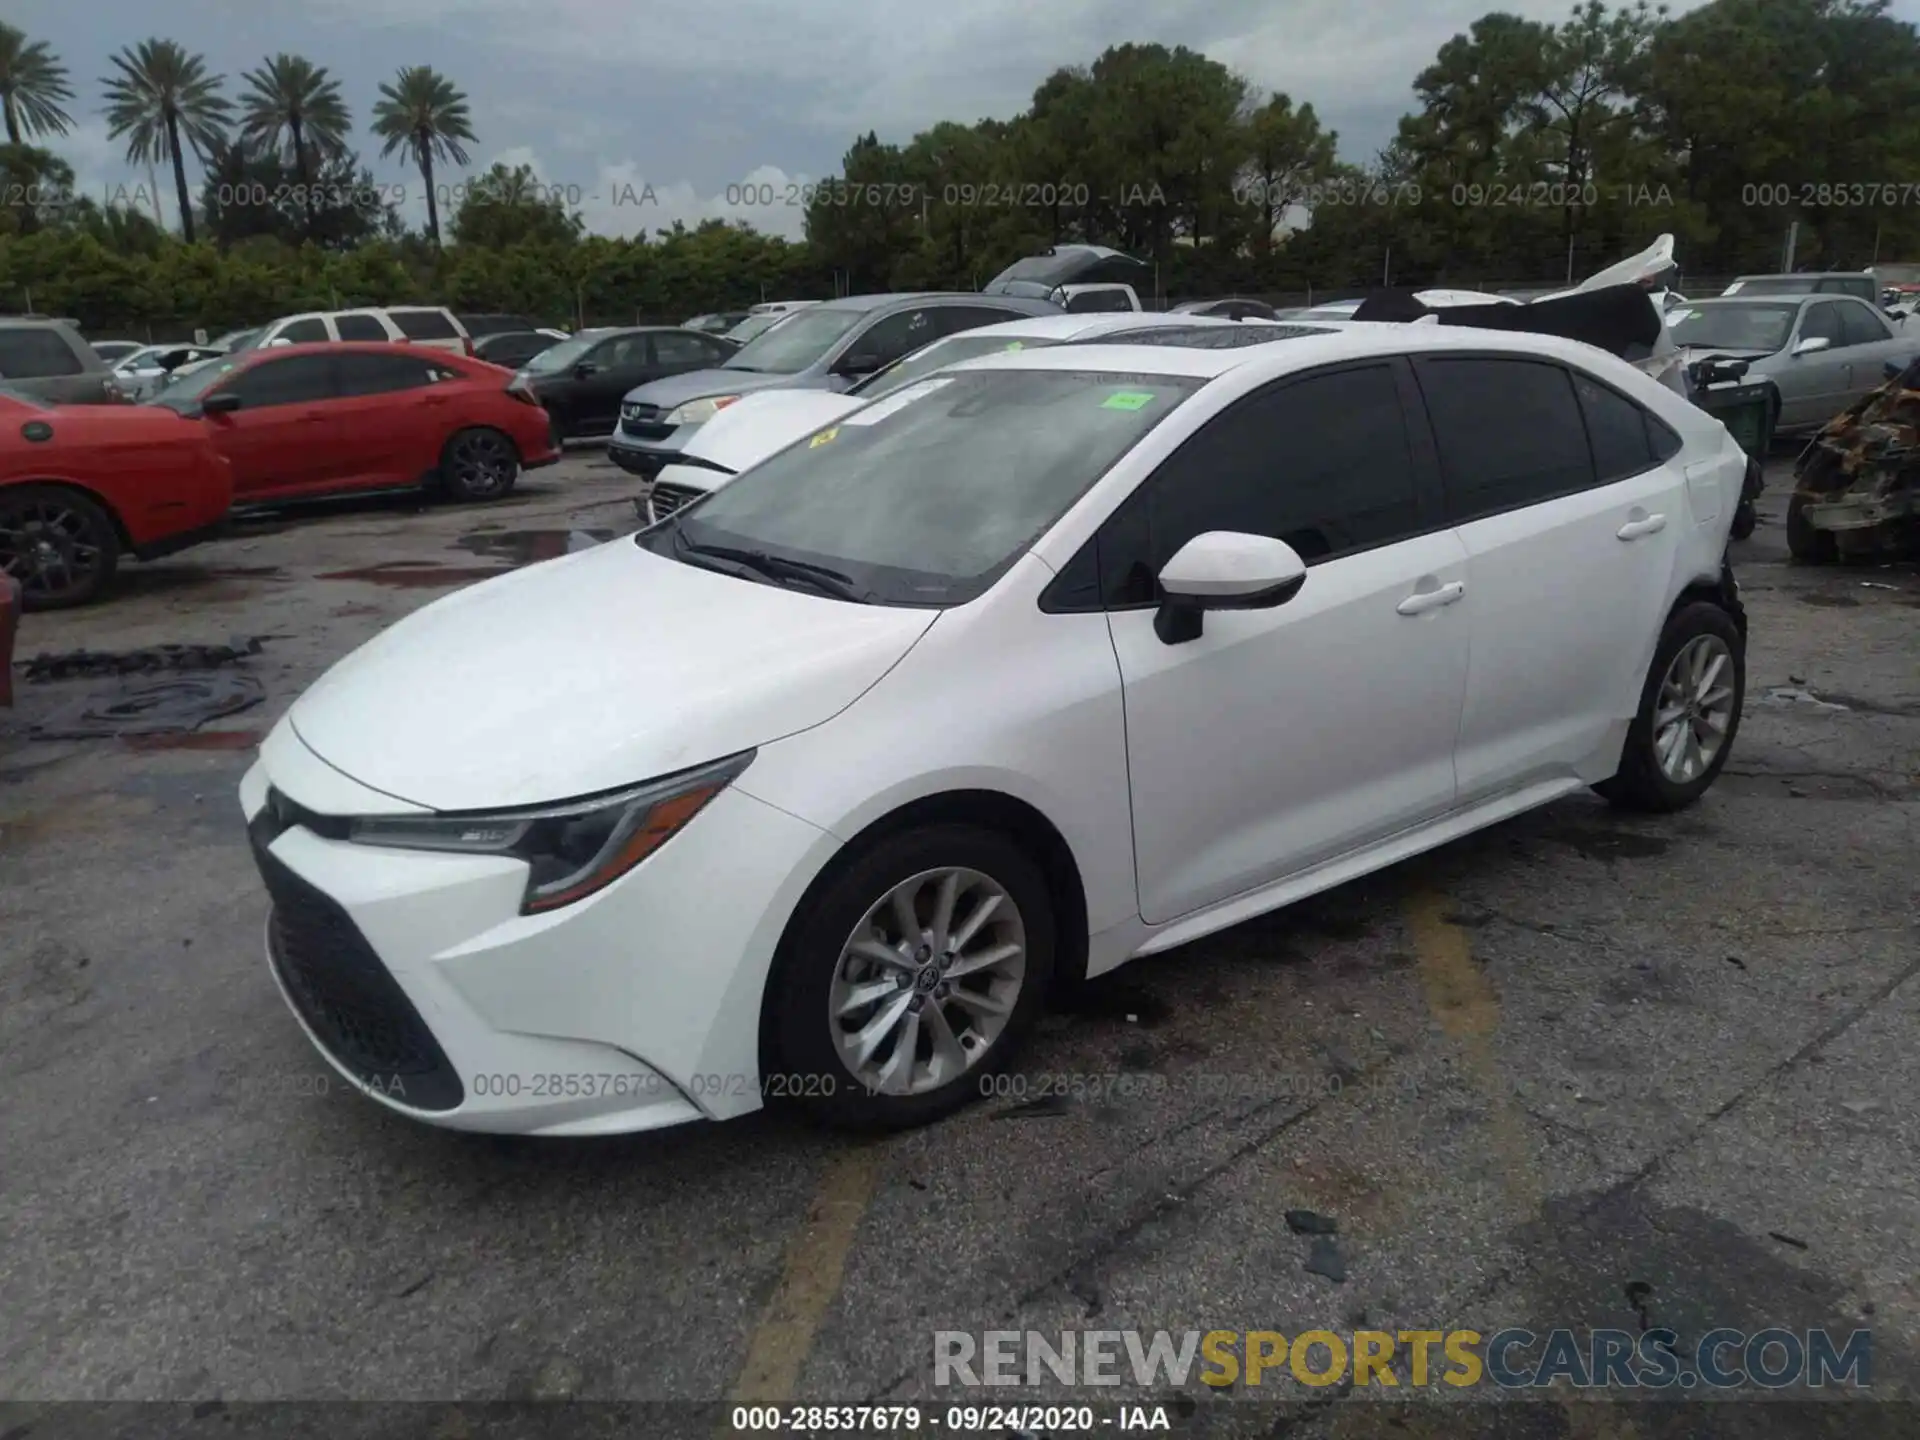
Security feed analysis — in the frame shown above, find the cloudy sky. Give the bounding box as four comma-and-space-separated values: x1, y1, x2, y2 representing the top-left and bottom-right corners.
14, 0, 1691, 241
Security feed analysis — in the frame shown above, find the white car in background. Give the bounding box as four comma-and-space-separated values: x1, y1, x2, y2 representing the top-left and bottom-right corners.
242, 324, 1749, 1138
640, 311, 1317, 521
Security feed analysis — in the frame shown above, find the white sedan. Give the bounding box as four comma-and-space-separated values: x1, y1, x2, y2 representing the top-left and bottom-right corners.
241, 324, 1749, 1136
640, 310, 1306, 521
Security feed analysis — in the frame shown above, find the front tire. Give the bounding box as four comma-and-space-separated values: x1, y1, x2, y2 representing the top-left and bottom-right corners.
0, 484, 121, 611
1594, 601, 1744, 813
439, 427, 520, 502
766, 825, 1055, 1131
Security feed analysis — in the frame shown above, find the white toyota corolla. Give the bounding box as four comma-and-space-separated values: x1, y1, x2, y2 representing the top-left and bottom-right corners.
242, 322, 1748, 1136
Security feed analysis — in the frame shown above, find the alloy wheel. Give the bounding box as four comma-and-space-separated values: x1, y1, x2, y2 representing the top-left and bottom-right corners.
0, 496, 106, 604
1652, 634, 1736, 784
448, 431, 517, 496
827, 867, 1027, 1096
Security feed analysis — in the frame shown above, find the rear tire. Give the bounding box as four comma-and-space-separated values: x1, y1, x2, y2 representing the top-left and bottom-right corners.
1594, 601, 1744, 813
438, 427, 520, 502
0, 483, 121, 611
766, 824, 1055, 1131
1785, 492, 1837, 563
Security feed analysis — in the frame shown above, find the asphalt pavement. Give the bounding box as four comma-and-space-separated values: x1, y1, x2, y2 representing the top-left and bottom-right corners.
1, 453, 1915, 1437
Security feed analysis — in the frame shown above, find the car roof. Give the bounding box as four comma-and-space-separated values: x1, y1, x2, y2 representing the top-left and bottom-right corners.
942, 321, 1665, 382
234, 341, 465, 361
817, 292, 1056, 314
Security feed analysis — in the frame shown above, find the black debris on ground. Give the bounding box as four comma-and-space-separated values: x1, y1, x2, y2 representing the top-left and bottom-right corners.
22, 638, 267, 683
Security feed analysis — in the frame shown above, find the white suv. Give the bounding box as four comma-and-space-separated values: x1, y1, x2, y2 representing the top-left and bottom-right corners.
248, 306, 473, 355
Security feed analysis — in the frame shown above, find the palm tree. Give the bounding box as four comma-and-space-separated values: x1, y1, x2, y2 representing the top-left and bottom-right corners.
0, 23, 75, 143
370, 65, 474, 247
101, 39, 230, 244
239, 53, 350, 221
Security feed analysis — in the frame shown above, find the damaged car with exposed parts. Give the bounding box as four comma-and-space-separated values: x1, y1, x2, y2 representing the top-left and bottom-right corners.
1787, 352, 1920, 562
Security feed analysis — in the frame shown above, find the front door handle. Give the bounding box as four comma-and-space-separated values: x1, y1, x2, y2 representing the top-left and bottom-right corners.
1617, 513, 1668, 540
1397, 580, 1465, 615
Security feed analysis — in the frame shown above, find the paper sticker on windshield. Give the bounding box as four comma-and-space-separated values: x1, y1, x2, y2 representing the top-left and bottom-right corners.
1101, 390, 1155, 411
840, 377, 954, 426
809, 426, 839, 448
1003, 340, 1025, 351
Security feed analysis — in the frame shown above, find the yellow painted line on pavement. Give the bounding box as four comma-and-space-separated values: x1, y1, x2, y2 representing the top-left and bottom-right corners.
727, 1143, 885, 1408
1403, 890, 1641, 1439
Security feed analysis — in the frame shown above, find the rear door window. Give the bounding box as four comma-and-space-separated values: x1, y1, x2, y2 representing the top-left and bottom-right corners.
1413, 356, 1596, 523
0, 327, 83, 377
336, 352, 440, 396
334, 313, 390, 341
388, 309, 459, 341
1571, 372, 1656, 481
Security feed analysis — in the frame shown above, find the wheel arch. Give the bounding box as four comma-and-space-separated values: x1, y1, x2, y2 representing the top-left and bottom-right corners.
754, 787, 1093, 1077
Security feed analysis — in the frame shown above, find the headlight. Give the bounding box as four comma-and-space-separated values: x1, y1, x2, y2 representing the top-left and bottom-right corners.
346, 750, 754, 913
663, 395, 741, 426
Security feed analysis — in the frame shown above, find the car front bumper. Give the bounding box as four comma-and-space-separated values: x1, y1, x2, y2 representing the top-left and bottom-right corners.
607, 420, 701, 478
239, 731, 838, 1135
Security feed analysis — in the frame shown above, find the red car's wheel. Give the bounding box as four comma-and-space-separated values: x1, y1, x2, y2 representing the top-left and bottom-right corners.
0, 484, 122, 611
439, 427, 521, 502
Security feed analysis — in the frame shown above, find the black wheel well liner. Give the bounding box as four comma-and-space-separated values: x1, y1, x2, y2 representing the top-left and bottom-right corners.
756, 788, 1093, 1075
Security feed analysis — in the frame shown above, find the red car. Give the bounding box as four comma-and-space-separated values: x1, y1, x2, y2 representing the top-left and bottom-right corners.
1, 386, 235, 610
151, 342, 559, 505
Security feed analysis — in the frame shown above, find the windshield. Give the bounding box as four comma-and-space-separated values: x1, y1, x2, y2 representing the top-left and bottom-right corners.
724, 307, 865, 373
523, 335, 603, 373
114, 348, 161, 371
725, 314, 784, 343
151, 355, 249, 406
641, 367, 1200, 606
1669, 302, 1799, 353
1728, 277, 1814, 296
852, 333, 1064, 398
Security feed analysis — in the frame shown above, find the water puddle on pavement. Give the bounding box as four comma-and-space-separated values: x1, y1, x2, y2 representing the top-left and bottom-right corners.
317, 562, 514, 588
453, 529, 616, 565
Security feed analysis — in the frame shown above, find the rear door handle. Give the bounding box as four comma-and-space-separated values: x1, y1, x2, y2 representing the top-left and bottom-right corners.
1397, 580, 1465, 615
1618, 513, 1668, 539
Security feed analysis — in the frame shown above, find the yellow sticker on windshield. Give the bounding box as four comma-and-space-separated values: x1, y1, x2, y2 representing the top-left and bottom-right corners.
809, 426, 839, 447
1102, 390, 1154, 411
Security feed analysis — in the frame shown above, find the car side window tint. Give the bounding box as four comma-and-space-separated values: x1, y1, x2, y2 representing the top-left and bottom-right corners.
1415, 357, 1595, 522
935, 305, 1031, 338
0, 327, 84, 377
1106, 363, 1424, 605
336, 352, 437, 396
597, 335, 650, 369
1837, 300, 1891, 347
650, 331, 715, 367
277, 318, 330, 344
1572, 372, 1656, 481
854, 309, 939, 368
335, 314, 389, 341
221, 355, 336, 407
1645, 413, 1683, 463
1800, 302, 1844, 345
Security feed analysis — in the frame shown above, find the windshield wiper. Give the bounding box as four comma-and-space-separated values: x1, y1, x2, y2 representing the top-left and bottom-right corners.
673, 531, 868, 602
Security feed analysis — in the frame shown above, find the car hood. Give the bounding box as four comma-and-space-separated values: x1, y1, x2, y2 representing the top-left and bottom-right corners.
287, 538, 938, 811
679, 389, 867, 473
618, 367, 825, 407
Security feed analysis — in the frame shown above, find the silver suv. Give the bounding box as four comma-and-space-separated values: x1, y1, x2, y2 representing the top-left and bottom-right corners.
0, 319, 114, 404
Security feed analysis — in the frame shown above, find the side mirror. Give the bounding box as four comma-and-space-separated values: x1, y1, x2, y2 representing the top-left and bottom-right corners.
573, 360, 599, 378
1153, 531, 1307, 645
837, 347, 882, 377
201, 392, 242, 415
1792, 335, 1831, 356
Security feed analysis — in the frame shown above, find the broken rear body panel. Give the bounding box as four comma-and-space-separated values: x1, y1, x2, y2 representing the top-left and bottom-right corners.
1793, 359, 1920, 559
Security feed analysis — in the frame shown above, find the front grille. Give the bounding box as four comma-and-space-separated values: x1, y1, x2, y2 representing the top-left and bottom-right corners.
645, 479, 710, 524
251, 825, 464, 1112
